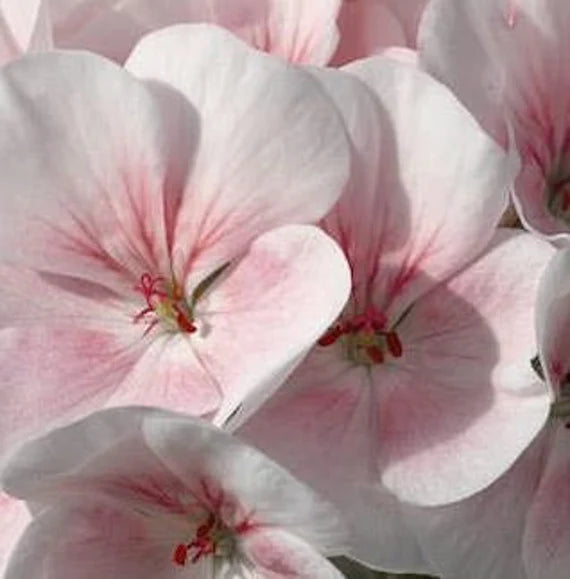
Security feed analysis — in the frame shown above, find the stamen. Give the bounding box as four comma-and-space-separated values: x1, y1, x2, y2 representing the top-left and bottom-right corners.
173, 544, 188, 566
386, 331, 403, 358
318, 305, 403, 366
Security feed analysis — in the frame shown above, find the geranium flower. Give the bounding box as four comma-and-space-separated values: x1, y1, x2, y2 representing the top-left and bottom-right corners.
1, 406, 347, 578
47, 0, 429, 66
405, 248, 570, 579
419, 0, 570, 242
0, 25, 351, 462
0, 0, 51, 65
239, 57, 554, 571
48, 0, 342, 64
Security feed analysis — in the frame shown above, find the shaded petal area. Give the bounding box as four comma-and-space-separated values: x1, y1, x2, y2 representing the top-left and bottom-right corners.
535, 248, 570, 396
331, 0, 405, 66
0, 0, 51, 65
126, 25, 350, 288
410, 426, 550, 579
523, 426, 570, 579
239, 352, 432, 573
0, 494, 30, 577
382, 231, 553, 504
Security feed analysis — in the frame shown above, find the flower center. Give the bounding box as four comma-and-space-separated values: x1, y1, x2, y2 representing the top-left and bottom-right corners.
134, 273, 196, 335
172, 513, 238, 566
318, 305, 403, 366
133, 263, 229, 336
546, 166, 570, 224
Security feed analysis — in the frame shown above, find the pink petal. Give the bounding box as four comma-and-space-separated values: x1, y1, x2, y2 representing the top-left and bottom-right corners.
410, 426, 550, 579
53, 0, 341, 64
419, 0, 570, 240
105, 333, 223, 416
4, 499, 180, 579
126, 25, 350, 287
523, 425, 570, 579
0, 494, 30, 577
331, 0, 406, 66
0, 324, 141, 466
239, 352, 432, 573
381, 230, 553, 504
189, 224, 350, 427
143, 411, 347, 552
0, 51, 191, 294
241, 528, 344, 578
418, 0, 509, 146
342, 57, 513, 321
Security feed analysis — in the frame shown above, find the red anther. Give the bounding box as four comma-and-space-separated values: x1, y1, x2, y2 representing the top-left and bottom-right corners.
366, 345, 384, 364
173, 544, 188, 566
175, 309, 197, 333
235, 518, 256, 535
318, 325, 342, 347
386, 331, 403, 358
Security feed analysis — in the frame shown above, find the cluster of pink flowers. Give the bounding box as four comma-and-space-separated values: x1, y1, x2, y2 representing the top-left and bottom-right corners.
0, 1, 568, 578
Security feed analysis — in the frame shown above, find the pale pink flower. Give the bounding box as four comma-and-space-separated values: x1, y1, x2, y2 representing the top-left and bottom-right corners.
48, 0, 342, 64
406, 248, 570, 579
419, 0, 570, 242
48, 0, 430, 67
1, 406, 346, 578
0, 25, 351, 462
0, 0, 51, 65
239, 56, 554, 571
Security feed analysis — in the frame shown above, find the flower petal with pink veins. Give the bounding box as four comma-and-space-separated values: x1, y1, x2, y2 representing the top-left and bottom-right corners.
523, 426, 570, 579
3, 499, 187, 579
189, 224, 350, 427
143, 411, 347, 552
126, 24, 350, 288
419, 0, 570, 240
331, 0, 405, 66
0, 0, 51, 65
0, 51, 192, 294
2, 407, 346, 578
342, 57, 514, 321
535, 248, 570, 397
0, 494, 30, 577
241, 528, 344, 578
381, 230, 553, 504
